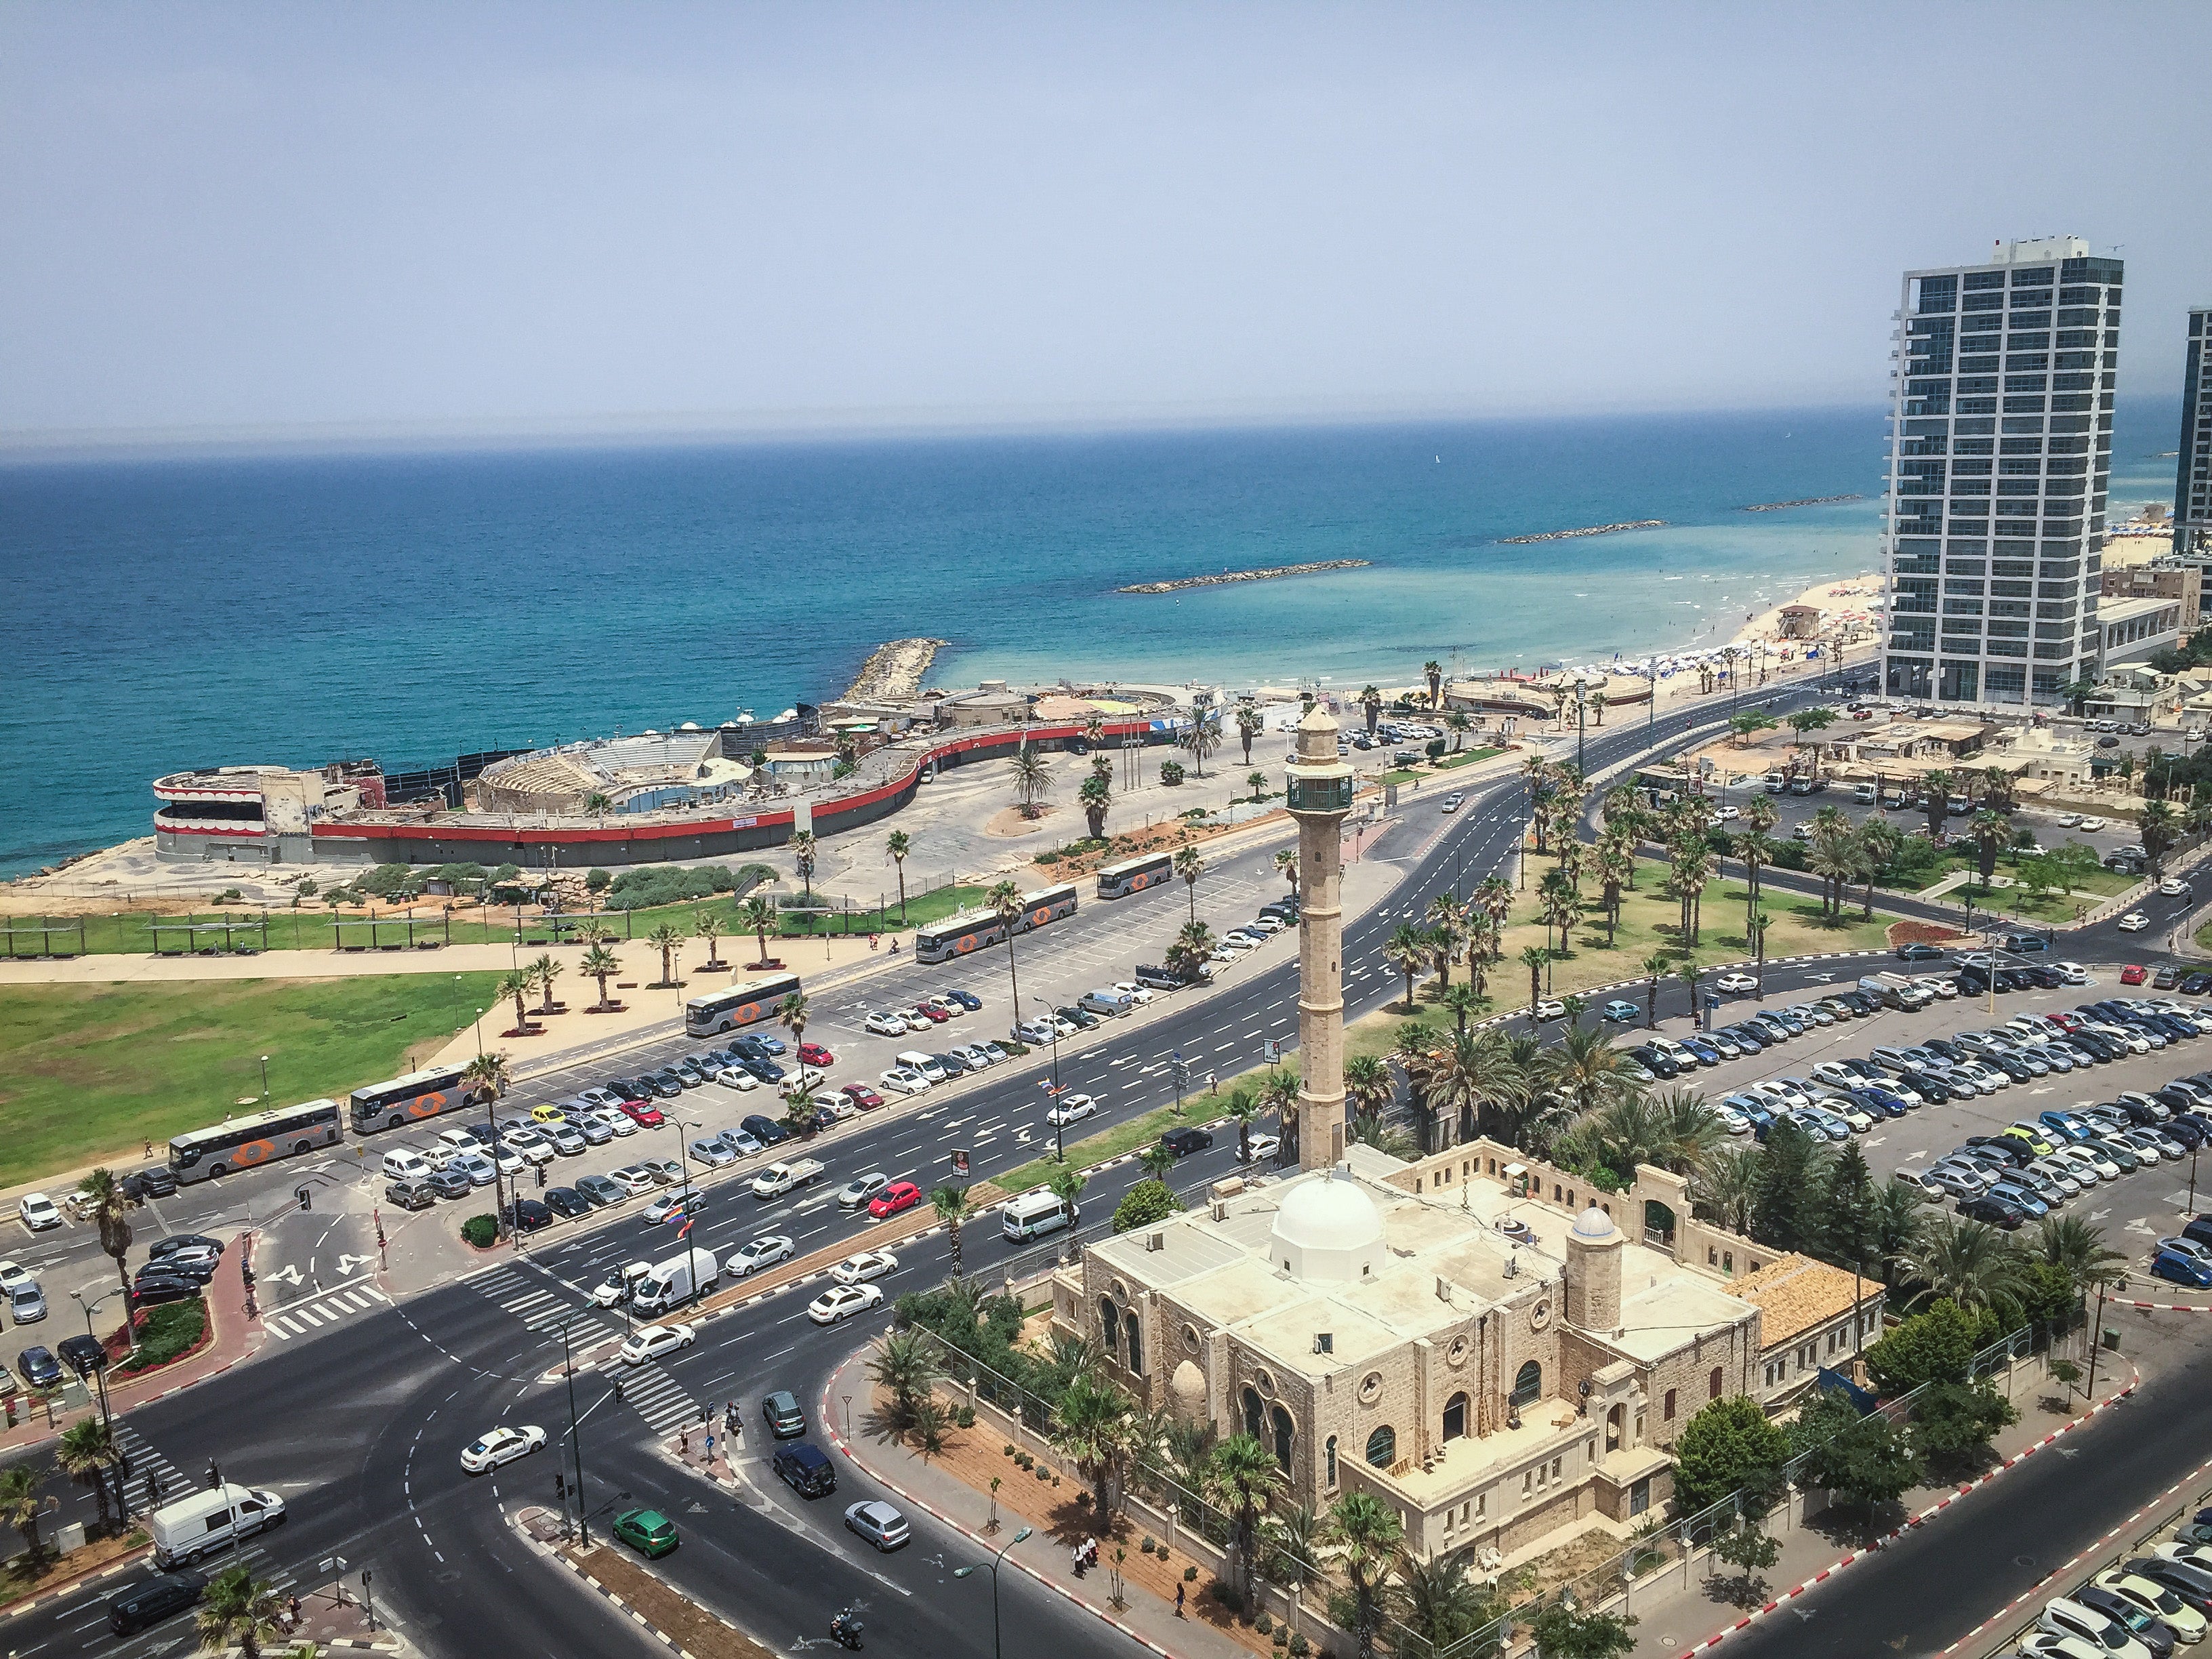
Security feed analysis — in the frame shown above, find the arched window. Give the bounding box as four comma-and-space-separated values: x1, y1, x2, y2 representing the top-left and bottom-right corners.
1125, 1309, 1145, 1376
1242, 1387, 1265, 1441
1324, 1436, 1338, 1488
1271, 1404, 1294, 1471
1099, 1297, 1120, 1357
1708, 1366, 1723, 1400
1443, 1391, 1469, 1440
1512, 1360, 1542, 1408
1365, 1425, 1396, 1468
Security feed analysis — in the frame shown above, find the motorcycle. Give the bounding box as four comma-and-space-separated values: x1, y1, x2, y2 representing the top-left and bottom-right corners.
830, 1610, 865, 1650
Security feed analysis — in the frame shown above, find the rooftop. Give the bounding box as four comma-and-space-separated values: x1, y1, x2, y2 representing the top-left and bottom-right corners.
1727, 1254, 1875, 1350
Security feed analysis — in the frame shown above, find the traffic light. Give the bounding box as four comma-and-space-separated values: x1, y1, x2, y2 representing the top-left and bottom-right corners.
295, 1185, 311, 1212
207, 1460, 222, 1489
535, 1165, 547, 1190
554, 1472, 567, 1502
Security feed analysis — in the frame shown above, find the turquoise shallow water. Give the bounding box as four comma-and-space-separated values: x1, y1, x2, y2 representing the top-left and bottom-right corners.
0, 401, 2179, 876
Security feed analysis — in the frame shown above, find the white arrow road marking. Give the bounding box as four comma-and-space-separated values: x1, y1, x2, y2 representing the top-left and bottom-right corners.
263, 1264, 304, 1286
1867, 1136, 1887, 1147
2091, 1208, 2112, 1221
336, 1253, 375, 1275
2127, 1216, 2160, 1237
1904, 1147, 1930, 1162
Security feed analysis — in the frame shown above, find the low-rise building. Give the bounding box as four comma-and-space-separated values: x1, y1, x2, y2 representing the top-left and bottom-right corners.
2099, 595, 2188, 668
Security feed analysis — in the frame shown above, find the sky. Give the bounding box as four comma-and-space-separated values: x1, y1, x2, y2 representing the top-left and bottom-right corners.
4, 1, 2209, 446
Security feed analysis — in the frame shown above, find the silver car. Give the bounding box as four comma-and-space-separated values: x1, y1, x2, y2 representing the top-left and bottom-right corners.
6, 1281, 46, 1324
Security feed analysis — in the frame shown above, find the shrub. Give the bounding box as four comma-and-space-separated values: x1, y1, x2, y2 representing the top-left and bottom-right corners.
1256, 1614, 1273, 1635
461, 1214, 499, 1248
1016, 1452, 1033, 1469
114, 1298, 207, 1375
1185, 1566, 1200, 1583
1004, 1444, 1017, 1458
218, 887, 244, 903
955, 1405, 975, 1428
586, 868, 611, 893
1112, 1179, 1183, 1234
602, 863, 740, 910
1273, 1631, 1288, 1650
1290, 1634, 1309, 1656
1140, 1537, 1155, 1554
1075, 1490, 1091, 1507
1160, 761, 1187, 786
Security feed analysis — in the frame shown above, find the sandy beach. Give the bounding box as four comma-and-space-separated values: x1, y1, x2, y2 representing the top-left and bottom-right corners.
1730, 569, 1884, 650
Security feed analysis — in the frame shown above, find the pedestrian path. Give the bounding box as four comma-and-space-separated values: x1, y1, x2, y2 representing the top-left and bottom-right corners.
605, 1361, 699, 1437
262, 1279, 390, 1340
466, 1263, 621, 1351
115, 1420, 190, 1516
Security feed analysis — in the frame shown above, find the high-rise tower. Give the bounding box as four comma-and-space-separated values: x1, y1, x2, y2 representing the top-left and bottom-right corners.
1881, 235, 2123, 710
1284, 702, 1353, 1170
2176, 308, 2210, 558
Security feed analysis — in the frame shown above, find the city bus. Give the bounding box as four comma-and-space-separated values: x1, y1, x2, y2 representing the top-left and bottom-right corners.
684, 971, 803, 1038
914, 882, 1079, 964
350, 1065, 475, 1136
1094, 853, 1173, 900
169, 1099, 344, 1184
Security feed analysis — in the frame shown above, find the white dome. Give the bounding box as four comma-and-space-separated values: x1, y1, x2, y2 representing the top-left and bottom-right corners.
1270, 1168, 1385, 1283
1570, 1206, 1618, 1242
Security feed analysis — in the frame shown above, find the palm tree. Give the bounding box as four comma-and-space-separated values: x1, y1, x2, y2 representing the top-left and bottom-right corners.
1261, 1503, 1324, 1590
75, 1166, 137, 1312
1228, 1087, 1261, 1162
1900, 1215, 2032, 1324
1359, 684, 1382, 736
1422, 660, 1443, 708
1274, 846, 1300, 909
1594, 834, 1635, 945
1180, 715, 1219, 779
1259, 1069, 1303, 1162
58, 1417, 121, 1533
1425, 894, 1467, 989
739, 893, 778, 964
1542, 1025, 1636, 1119
1207, 1433, 1286, 1617
531, 952, 562, 1014
1054, 1370, 1138, 1525
462, 1049, 511, 1105
1408, 1027, 1525, 1145
691, 910, 722, 970
495, 968, 531, 1033
1446, 710, 1471, 752
1921, 769, 1952, 840
1520, 943, 1549, 1015
930, 1184, 975, 1273
869, 1328, 945, 1425
1786, 706, 1839, 779
1735, 827, 1776, 937
1166, 918, 1216, 984
196, 1564, 287, 1658
582, 792, 613, 823
1009, 743, 1054, 818
2032, 1214, 2127, 1305
0, 1465, 45, 1569
1048, 1162, 1087, 1223
1673, 958, 1702, 1023
2142, 798, 2180, 878
579, 943, 621, 1008
1078, 772, 1112, 838
790, 828, 818, 899
1174, 846, 1205, 926
884, 830, 912, 923
1235, 700, 1264, 766
988, 879, 1026, 1017
1968, 808, 2012, 888
648, 921, 684, 987
1139, 1142, 1176, 1181
1391, 1547, 1502, 1658
1641, 950, 1671, 1027
1691, 1143, 1762, 1234
1807, 811, 1860, 920
1385, 922, 1427, 1010
1325, 1489, 1404, 1658
1436, 981, 1483, 1038
1856, 814, 1900, 918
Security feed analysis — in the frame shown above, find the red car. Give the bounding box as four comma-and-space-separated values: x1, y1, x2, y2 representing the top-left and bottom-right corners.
841, 1083, 884, 1111
867, 1181, 923, 1220
2120, 964, 2148, 985
909, 1004, 950, 1025
620, 1100, 666, 1128
798, 1043, 836, 1068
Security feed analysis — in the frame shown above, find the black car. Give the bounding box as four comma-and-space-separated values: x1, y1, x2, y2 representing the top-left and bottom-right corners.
741, 1114, 790, 1146
934, 1050, 970, 1076
1160, 1127, 1215, 1158
772, 1441, 836, 1498
145, 1252, 219, 1285
423, 1166, 472, 1200
130, 1273, 203, 1307
1957, 1195, 2024, 1229
15, 1345, 62, 1387
2072, 1586, 2175, 1659
2000, 933, 2050, 954
123, 1166, 178, 1201
1838, 991, 1877, 1016
544, 1187, 592, 1220
1629, 1045, 1681, 1078
1985, 1052, 2034, 1082
743, 1058, 785, 1084
1055, 1005, 1101, 1031
608, 1078, 653, 1104
730, 1036, 769, 1060
1897, 1069, 1952, 1105
2183, 974, 2212, 997
501, 1197, 554, 1233
57, 1333, 106, 1376
1896, 941, 1948, 962
148, 1233, 224, 1261
646, 1071, 687, 1098
762, 1389, 806, 1437
385, 1180, 437, 1212
575, 1174, 626, 1207
107, 1570, 207, 1637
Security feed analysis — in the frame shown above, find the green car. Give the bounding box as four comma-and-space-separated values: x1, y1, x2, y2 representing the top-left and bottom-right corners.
612, 1508, 678, 1559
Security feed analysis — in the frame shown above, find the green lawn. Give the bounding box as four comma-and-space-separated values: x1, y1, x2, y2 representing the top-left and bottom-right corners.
0, 975, 501, 1186
1380, 747, 1504, 787
994, 1093, 1238, 1199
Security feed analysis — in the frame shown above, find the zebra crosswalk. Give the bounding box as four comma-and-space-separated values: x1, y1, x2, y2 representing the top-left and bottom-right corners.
263, 1280, 389, 1340
115, 1421, 189, 1517
606, 1361, 700, 1436
466, 1263, 621, 1350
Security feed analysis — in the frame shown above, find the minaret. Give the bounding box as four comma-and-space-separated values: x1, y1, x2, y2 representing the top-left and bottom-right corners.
1284, 702, 1355, 1170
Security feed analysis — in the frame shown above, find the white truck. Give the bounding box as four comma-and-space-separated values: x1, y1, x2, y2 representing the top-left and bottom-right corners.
1859, 972, 1935, 1012
752, 1158, 826, 1200
148, 1483, 287, 1568
631, 1247, 720, 1315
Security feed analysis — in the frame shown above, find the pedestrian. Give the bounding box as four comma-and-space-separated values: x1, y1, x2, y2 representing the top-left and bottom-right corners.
1175, 1582, 1185, 1618
1208, 1070, 1217, 1095
680, 1429, 690, 1457
289, 1595, 302, 1624
144, 1139, 154, 1159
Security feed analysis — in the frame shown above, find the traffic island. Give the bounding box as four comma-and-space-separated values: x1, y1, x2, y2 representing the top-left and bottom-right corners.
512, 1507, 778, 1659
0, 1527, 148, 1614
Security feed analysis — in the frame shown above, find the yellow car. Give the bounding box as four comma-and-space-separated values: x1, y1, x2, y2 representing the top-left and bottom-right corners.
2000, 1124, 2055, 1156
530, 1104, 570, 1126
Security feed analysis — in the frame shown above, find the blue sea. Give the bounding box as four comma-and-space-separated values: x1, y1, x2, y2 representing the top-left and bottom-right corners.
0, 402, 2182, 878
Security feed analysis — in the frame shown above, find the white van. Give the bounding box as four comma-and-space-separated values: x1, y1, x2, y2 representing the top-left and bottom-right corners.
895, 1050, 947, 1084
1002, 1191, 1078, 1242
148, 1483, 287, 1568
1078, 988, 1135, 1019
380, 1150, 431, 1183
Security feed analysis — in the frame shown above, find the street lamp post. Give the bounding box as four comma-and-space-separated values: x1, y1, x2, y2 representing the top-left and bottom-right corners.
258, 1055, 270, 1101
953, 1525, 1033, 1659
558, 1311, 593, 1546
1030, 999, 1065, 1160
68, 1290, 132, 1490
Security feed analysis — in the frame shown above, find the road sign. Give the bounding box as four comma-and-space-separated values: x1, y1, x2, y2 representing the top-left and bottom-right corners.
952, 1149, 970, 1177
1264, 1038, 1283, 1064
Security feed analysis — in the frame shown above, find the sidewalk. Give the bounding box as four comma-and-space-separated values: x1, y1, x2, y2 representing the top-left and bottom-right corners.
0, 1244, 262, 1460
1620, 1350, 2137, 1658
820, 1351, 1267, 1659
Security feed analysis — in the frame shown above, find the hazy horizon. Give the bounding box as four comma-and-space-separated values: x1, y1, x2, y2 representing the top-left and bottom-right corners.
5, 2, 2208, 446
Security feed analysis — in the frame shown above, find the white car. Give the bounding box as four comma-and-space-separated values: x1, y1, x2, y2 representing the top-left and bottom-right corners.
1711, 1105, 1753, 1136
2118, 913, 2150, 933
714, 1067, 760, 1091
1916, 976, 1959, 1001
1246, 1132, 1282, 1162
1715, 804, 1741, 821
1246, 916, 1287, 934
459, 1424, 547, 1474
832, 1250, 900, 1285
1046, 1092, 1101, 1128
616, 1322, 697, 1365
588, 1263, 652, 1306
807, 1283, 885, 1325
895, 1052, 947, 1084
1714, 972, 1757, 995
2039, 1598, 2152, 1659
1810, 1061, 1862, 1090
1111, 981, 1158, 1006
17, 1195, 60, 1232
838, 1173, 891, 1210
951, 1044, 994, 1071
864, 1011, 910, 1037
2160, 878, 2192, 897
725, 1235, 795, 1277
2018, 1635, 2116, 1659
436, 1126, 484, 1156
2052, 813, 2084, 829
1533, 1000, 1566, 1021
2077, 817, 2109, 832
880, 1067, 932, 1097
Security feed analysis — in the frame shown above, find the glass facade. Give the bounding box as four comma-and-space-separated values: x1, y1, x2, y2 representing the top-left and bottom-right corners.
2179, 309, 2210, 557
1882, 241, 2120, 708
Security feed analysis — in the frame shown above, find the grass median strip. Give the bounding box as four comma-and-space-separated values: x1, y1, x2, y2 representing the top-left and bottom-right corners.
994, 1097, 1227, 1198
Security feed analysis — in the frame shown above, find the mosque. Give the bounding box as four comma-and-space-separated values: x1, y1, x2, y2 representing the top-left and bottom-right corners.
1048, 702, 1880, 1563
